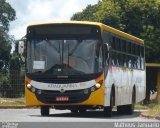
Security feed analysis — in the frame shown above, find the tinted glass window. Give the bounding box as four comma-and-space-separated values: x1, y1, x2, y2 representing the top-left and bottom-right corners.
126, 42, 131, 53
112, 36, 116, 49
121, 40, 126, 52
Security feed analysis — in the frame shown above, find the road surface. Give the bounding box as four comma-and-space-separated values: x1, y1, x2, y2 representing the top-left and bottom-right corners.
0, 109, 158, 122
0, 109, 160, 128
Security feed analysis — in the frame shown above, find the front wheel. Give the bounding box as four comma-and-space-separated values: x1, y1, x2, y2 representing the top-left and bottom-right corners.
104, 91, 113, 117
70, 109, 79, 113
41, 106, 50, 116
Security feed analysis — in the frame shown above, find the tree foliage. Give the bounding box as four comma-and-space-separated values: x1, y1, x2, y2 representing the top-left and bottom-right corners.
71, 4, 98, 21
0, 0, 16, 31
71, 0, 160, 63
0, 0, 16, 70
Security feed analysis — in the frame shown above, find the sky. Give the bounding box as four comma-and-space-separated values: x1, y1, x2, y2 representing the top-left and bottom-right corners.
6, 0, 99, 40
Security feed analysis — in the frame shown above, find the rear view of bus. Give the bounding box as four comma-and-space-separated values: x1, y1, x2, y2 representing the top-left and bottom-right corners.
25, 22, 105, 116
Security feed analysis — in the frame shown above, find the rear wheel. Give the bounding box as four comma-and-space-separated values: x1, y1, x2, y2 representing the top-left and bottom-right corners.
126, 90, 135, 115
117, 90, 135, 115
41, 106, 50, 116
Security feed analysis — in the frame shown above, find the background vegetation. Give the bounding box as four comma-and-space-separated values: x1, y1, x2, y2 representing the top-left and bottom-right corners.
71, 0, 160, 63
1, 0, 160, 98
0, 0, 24, 98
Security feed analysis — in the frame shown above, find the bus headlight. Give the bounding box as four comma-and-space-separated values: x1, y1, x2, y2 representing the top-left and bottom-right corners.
31, 87, 36, 92
27, 84, 32, 89
95, 83, 101, 88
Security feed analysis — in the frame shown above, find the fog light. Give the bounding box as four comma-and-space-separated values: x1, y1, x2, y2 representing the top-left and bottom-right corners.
84, 89, 89, 94
31, 87, 36, 92
91, 87, 95, 92
37, 89, 42, 94
27, 84, 31, 89
95, 83, 101, 88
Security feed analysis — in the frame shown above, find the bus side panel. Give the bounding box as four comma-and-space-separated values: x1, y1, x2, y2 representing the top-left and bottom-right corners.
104, 66, 145, 107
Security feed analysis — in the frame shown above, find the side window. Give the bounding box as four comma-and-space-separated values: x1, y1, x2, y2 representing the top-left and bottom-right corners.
111, 36, 116, 50
103, 31, 110, 44
118, 53, 123, 66
121, 40, 126, 52
125, 55, 129, 67
138, 56, 141, 69
132, 56, 138, 69
116, 38, 121, 51
128, 55, 132, 68
131, 56, 135, 68
140, 46, 145, 70
137, 45, 140, 56
123, 54, 127, 67
135, 44, 140, 56
126, 42, 131, 54
112, 52, 116, 66
140, 46, 144, 58
132, 43, 136, 55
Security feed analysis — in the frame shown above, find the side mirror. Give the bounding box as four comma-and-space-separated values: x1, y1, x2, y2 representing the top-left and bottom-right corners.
104, 43, 110, 56
103, 43, 110, 64
18, 40, 25, 62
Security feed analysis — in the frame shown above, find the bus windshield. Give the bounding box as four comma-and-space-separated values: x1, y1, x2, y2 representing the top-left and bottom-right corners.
27, 39, 103, 75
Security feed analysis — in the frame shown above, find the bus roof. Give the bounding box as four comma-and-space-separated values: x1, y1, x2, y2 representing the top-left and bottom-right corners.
28, 21, 144, 44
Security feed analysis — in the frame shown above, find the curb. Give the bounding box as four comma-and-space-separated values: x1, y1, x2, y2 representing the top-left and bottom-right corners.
0, 106, 38, 109
140, 113, 160, 120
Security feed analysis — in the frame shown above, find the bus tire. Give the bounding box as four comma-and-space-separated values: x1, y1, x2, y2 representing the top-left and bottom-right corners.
126, 90, 135, 115
117, 105, 125, 115
70, 109, 78, 113
104, 91, 113, 117
79, 108, 86, 113
41, 106, 49, 116
117, 90, 135, 115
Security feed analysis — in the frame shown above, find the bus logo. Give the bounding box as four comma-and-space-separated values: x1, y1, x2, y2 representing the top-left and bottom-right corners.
60, 88, 65, 93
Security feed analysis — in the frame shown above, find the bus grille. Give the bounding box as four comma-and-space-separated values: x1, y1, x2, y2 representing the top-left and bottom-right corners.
35, 89, 91, 104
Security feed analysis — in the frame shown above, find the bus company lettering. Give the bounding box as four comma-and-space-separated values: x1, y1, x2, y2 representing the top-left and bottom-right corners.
48, 84, 79, 89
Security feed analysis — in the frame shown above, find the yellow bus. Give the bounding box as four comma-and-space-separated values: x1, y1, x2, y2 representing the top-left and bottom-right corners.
19, 21, 145, 117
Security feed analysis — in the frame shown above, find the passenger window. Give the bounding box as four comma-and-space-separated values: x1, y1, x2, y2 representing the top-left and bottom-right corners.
121, 40, 126, 52
112, 36, 116, 50
126, 42, 131, 53
132, 44, 136, 55
128, 55, 132, 68
116, 38, 121, 51
137, 45, 140, 56
140, 46, 144, 57
111, 52, 116, 66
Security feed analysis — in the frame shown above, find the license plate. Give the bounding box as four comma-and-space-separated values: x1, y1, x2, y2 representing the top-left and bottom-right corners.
56, 96, 69, 101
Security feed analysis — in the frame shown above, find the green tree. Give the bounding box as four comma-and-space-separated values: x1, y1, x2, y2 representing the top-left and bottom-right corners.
0, 0, 16, 31
0, 0, 16, 70
71, 4, 98, 21
71, 0, 160, 63
0, 0, 16, 97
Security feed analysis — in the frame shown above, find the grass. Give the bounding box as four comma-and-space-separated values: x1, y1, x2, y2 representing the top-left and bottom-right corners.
0, 98, 25, 106
142, 104, 160, 118
135, 103, 148, 110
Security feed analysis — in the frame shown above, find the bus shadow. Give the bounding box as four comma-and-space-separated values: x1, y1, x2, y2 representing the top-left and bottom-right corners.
31, 110, 141, 119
